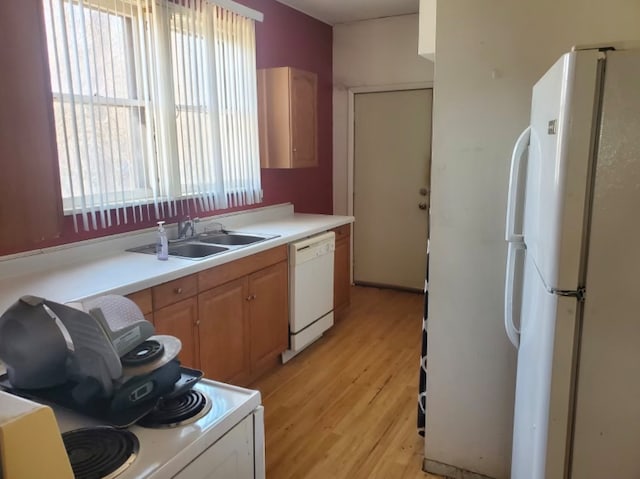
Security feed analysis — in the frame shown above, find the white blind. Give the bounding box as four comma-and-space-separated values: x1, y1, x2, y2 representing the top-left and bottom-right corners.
42, 0, 262, 231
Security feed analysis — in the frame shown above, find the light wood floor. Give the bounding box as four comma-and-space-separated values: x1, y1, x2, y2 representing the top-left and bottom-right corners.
251, 286, 443, 479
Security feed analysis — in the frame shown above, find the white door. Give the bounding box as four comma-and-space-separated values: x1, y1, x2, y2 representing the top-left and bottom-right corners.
353, 88, 432, 291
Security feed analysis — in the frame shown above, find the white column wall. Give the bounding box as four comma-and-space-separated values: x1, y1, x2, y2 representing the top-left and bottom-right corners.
427, 1, 640, 478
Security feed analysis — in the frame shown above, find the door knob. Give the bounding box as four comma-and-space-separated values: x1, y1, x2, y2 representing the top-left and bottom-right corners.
419, 187, 429, 196
418, 202, 427, 210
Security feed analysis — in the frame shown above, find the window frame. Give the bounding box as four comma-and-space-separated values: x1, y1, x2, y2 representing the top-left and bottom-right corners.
43, 0, 262, 226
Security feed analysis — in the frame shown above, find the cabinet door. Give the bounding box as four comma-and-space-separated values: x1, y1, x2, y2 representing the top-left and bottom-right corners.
258, 67, 317, 169
290, 68, 317, 168
154, 297, 198, 368
334, 236, 351, 319
248, 262, 288, 376
198, 277, 250, 385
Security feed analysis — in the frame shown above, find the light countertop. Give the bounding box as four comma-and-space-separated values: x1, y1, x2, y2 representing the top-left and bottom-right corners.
0, 204, 353, 313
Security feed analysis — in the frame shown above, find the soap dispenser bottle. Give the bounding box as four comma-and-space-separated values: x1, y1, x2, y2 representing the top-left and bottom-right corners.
156, 221, 168, 260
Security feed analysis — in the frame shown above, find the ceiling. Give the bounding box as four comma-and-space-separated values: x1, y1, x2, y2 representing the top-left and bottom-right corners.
275, 0, 419, 25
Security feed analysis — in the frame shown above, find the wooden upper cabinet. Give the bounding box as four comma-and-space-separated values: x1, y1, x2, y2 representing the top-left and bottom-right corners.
257, 67, 318, 168
0, 1, 62, 253
289, 69, 317, 168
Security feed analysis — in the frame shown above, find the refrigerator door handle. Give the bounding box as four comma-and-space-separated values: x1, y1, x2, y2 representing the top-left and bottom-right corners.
505, 126, 531, 242
504, 241, 524, 349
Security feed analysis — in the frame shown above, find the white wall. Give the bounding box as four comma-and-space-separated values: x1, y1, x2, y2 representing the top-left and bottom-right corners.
426, 2, 640, 478
332, 14, 433, 215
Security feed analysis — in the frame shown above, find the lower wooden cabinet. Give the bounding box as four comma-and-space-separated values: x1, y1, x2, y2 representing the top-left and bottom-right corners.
248, 261, 288, 376
198, 256, 289, 385
332, 224, 352, 320
153, 297, 198, 369
198, 277, 250, 385
126, 239, 356, 384
133, 245, 289, 386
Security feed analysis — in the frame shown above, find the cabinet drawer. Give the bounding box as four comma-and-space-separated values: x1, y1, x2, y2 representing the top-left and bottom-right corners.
198, 245, 287, 292
153, 275, 198, 310
331, 224, 351, 240
126, 289, 153, 315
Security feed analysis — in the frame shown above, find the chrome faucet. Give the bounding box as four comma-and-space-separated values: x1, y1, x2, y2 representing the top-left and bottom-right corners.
177, 216, 199, 239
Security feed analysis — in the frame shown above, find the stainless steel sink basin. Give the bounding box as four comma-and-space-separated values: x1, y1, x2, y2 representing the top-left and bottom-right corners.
127, 241, 228, 259
197, 232, 270, 246
168, 243, 228, 259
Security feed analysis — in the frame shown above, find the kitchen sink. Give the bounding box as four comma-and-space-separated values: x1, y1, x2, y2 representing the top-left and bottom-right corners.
126, 230, 279, 260
127, 241, 228, 260
197, 232, 271, 246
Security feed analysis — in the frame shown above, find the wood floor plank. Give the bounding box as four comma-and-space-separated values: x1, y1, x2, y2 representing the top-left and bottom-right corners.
251, 286, 443, 479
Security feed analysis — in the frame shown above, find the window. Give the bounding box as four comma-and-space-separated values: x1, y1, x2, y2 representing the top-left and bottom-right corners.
42, 0, 262, 231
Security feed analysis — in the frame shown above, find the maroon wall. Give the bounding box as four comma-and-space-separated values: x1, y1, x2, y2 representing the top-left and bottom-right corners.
243, 0, 334, 215
1, 0, 332, 255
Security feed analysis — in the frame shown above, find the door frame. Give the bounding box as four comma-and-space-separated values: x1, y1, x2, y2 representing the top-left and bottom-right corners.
347, 82, 434, 217
347, 82, 434, 284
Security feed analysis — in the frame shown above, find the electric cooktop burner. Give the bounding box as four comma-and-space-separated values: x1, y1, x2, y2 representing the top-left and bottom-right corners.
138, 389, 211, 428
62, 427, 138, 479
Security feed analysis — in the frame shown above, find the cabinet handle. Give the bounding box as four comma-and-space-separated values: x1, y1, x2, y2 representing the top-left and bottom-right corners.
174, 287, 183, 294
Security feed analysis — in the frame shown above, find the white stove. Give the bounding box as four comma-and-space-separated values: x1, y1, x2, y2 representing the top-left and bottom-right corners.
51, 379, 264, 479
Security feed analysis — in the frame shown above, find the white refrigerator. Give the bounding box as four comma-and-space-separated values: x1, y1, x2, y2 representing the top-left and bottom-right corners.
504, 47, 640, 479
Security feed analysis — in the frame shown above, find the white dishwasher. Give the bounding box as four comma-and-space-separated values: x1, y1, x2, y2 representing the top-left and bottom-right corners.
282, 231, 335, 363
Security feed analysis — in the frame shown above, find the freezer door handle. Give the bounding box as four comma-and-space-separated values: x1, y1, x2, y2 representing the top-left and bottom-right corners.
505, 126, 531, 242
504, 242, 524, 349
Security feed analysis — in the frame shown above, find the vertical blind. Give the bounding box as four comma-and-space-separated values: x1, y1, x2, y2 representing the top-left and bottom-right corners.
42, 0, 262, 232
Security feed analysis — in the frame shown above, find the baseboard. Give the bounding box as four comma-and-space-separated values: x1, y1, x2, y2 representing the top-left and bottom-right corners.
423, 458, 496, 479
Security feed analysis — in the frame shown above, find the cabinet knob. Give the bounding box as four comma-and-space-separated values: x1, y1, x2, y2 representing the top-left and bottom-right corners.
196, 320, 201, 326
246, 294, 257, 301
174, 287, 183, 294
